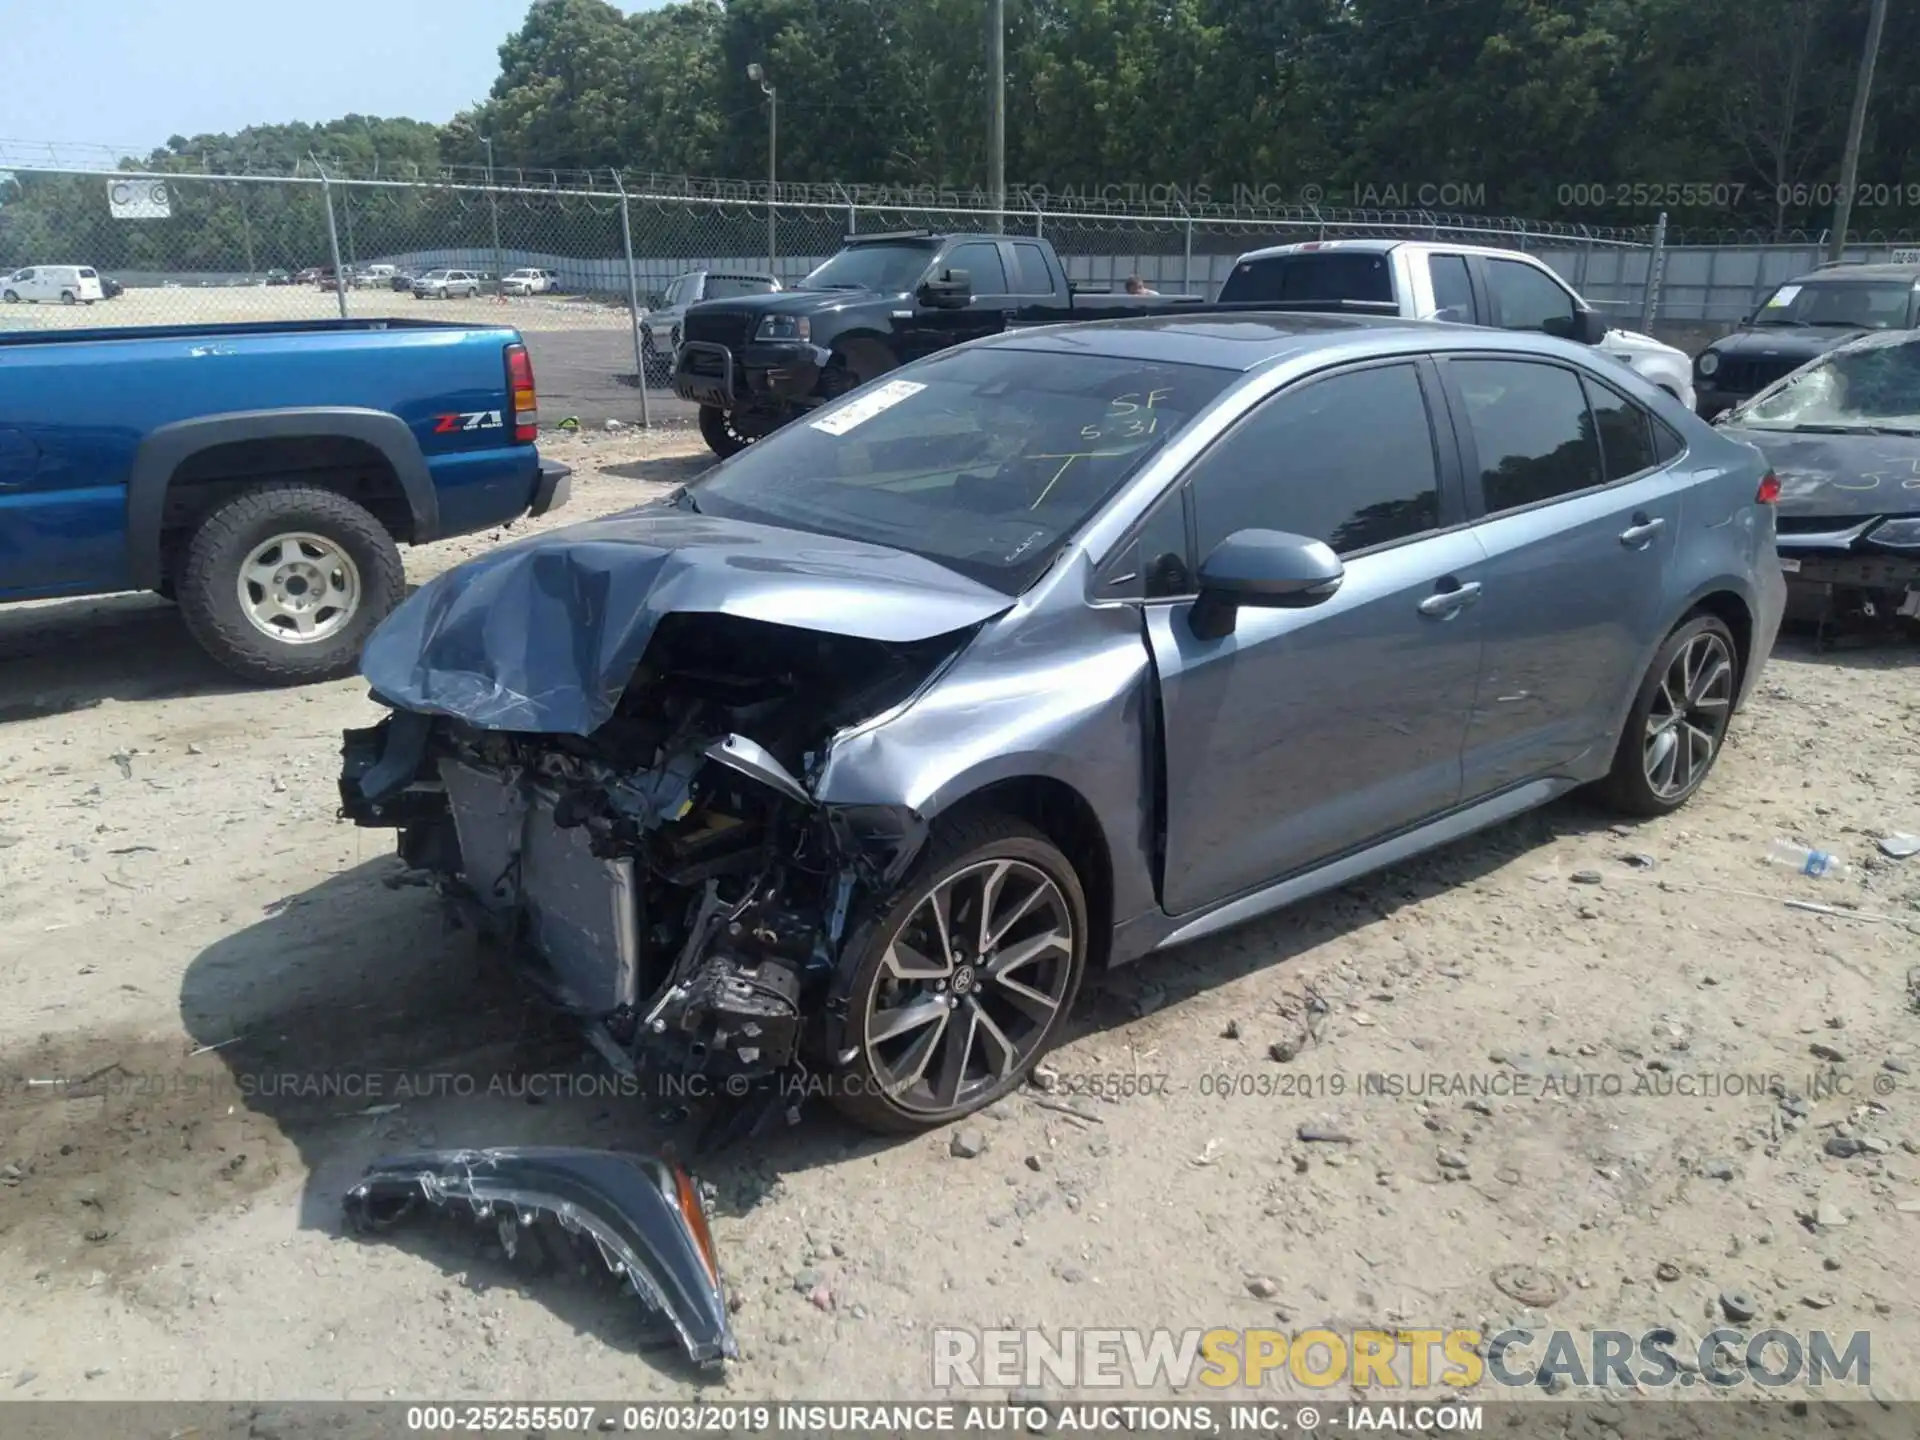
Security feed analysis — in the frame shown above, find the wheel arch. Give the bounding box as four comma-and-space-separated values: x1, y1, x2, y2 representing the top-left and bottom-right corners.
1601, 579, 1757, 764
922, 775, 1117, 971
126, 408, 436, 591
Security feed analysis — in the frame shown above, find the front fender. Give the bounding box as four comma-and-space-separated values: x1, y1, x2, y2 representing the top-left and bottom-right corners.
814, 602, 1161, 928
126, 407, 436, 590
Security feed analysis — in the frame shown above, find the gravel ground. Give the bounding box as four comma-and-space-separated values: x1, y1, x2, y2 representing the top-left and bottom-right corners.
0, 285, 632, 332
1, 431, 1917, 1404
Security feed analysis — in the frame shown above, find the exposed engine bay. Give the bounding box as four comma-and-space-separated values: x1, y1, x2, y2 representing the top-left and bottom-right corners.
340, 613, 957, 1089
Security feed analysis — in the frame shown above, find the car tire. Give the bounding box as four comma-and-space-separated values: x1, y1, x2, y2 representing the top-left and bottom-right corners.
1596, 612, 1740, 817
60, 290, 77, 305
175, 483, 405, 687
826, 811, 1089, 1135
1, 290, 17, 303
697, 405, 752, 459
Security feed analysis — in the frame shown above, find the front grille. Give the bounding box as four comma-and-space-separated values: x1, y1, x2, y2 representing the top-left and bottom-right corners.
683, 310, 752, 349
1716, 356, 1802, 395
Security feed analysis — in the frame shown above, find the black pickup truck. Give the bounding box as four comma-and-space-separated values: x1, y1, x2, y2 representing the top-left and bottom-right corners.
671, 230, 1202, 456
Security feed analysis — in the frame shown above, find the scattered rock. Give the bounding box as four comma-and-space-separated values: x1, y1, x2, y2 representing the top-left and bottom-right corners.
1297, 1124, 1355, 1144
1810, 1042, 1846, 1063
1031, 1065, 1059, 1093
1130, 984, 1166, 1018
1825, 1135, 1866, 1159
185, 743, 205, 756
1823, 1257, 1842, 1272
1719, 1288, 1757, 1323
1800, 1293, 1835, 1310
1655, 1260, 1682, 1283
1619, 853, 1657, 870
1894, 1199, 1920, 1214
1701, 1157, 1738, 1181
1437, 1149, 1470, 1171
1815, 1199, 1849, 1229
1885, 1058, 1911, 1076
792, 1269, 821, 1294
1491, 1264, 1563, 1307
808, 1282, 834, 1311
1268, 1039, 1298, 1064
1245, 1276, 1279, 1299
1056, 1265, 1088, 1284
1570, 870, 1605, 885
950, 1129, 988, 1159
1222, 1019, 1241, 1040
84, 1367, 108, 1380
1465, 1098, 1496, 1117
1024, 1154, 1043, 1172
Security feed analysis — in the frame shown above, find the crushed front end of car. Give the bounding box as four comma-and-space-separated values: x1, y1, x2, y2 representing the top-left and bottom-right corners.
337, 508, 1006, 1095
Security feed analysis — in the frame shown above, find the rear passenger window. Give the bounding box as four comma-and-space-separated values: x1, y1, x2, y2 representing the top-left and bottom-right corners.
1220, 253, 1393, 305
1187, 363, 1441, 559
1453, 359, 1603, 513
1583, 378, 1660, 480
1010, 244, 1053, 295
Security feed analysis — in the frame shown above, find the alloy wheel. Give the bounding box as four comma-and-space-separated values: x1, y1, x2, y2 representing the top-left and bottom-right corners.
236, 532, 362, 645
1643, 630, 1734, 800
862, 858, 1076, 1117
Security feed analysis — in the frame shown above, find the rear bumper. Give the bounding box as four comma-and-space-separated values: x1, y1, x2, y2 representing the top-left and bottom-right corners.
531, 459, 572, 518
1777, 547, 1920, 590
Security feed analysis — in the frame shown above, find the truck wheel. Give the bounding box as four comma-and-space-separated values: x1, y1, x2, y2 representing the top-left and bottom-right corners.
175, 484, 404, 686
698, 405, 753, 459
1, 290, 17, 303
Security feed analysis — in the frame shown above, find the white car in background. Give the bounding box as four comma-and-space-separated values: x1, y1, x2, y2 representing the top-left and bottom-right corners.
501, 268, 557, 296
2, 264, 105, 305
411, 268, 482, 300
1219, 240, 1697, 411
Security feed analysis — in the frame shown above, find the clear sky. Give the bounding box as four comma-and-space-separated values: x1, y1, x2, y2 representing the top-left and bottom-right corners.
0, 0, 666, 154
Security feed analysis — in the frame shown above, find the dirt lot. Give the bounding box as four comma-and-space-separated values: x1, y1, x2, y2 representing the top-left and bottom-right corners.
0, 284, 631, 332
2, 430, 1917, 1404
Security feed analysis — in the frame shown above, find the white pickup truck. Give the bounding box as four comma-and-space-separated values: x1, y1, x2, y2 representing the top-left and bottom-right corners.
1219, 239, 1695, 412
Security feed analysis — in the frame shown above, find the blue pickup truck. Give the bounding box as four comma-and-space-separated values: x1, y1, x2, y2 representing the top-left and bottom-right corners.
0, 318, 570, 683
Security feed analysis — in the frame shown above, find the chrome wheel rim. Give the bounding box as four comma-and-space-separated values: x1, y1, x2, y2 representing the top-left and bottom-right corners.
863, 858, 1075, 1116
236, 532, 361, 645
1643, 632, 1734, 800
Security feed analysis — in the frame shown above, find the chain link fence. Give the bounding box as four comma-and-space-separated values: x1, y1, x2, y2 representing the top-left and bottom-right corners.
6, 163, 1919, 424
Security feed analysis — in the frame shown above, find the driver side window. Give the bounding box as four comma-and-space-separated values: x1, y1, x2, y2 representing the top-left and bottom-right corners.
1184, 363, 1445, 563
1484, 258, 1578, 338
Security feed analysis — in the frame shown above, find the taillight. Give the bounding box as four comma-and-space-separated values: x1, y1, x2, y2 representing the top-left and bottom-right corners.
1756, 470, 1780, 504
506, 342, 538, 442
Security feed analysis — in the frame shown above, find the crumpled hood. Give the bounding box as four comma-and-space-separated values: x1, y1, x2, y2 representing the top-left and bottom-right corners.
359, 506, 1013, 736
1717, 425, 1920, 521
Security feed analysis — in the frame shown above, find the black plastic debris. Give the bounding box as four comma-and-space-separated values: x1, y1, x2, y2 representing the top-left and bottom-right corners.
342, 1147, 736, 1366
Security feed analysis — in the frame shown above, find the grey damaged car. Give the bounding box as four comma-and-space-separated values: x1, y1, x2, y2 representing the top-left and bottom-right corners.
339, 313, 1786, 1134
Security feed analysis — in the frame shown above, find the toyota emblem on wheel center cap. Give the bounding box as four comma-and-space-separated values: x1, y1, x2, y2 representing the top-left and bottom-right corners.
951, 966, 977, 996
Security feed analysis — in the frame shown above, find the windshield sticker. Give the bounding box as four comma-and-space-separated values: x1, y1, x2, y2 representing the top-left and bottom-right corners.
1765, 285, 1802, 307
810, 379, 927, 435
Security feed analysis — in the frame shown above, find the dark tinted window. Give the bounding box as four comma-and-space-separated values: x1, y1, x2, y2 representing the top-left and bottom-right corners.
948, 241, 1010, 294
1218, 252, 1394, 304
1188, 364, 1441, 559
1652, 419, 1683, 463
1010, 243, 1054, 295
1453, 359, 1603, 512
689, 348, 1235, 594
1430, 255, 1474, 322
1484, 258, 1578, 336
1584, 378, 1660, 480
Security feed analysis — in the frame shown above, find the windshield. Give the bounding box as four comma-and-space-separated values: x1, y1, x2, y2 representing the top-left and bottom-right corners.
684, 347, 1236, 593
800, 241, 939, 293
1733, 333, 1920, 431
422, 270, 448, 279
1752, 279, 1915, 329
707, 275, 778, 299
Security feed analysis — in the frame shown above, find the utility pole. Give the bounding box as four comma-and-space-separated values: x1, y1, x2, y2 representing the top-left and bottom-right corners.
749, 64, 777, 270
1827, 0, 1888, 263
988, 0, 1006, 227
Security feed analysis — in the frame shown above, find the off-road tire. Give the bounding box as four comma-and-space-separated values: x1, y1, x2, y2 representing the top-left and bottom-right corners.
1596, 613, 1740, 817
175, 483, 404, 686
698, 405, 751, 459
827, 811, 1089, 1134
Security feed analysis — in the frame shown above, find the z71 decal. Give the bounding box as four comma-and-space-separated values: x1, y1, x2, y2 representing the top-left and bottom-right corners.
432, 410, 505, 434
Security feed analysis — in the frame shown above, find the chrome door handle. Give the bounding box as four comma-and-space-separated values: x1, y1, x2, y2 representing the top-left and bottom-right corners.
1418, 581, 1482, 617
1619, 516, 1666, 547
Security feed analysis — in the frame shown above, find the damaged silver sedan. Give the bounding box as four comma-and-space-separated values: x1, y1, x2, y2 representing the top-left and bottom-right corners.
340, 315, 1783, 1132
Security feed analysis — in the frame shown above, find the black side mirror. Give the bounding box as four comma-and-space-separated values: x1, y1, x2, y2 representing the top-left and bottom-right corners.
1189, 529, 1345, 640
918, 269, 972, 308
1573, 307, 1610, 345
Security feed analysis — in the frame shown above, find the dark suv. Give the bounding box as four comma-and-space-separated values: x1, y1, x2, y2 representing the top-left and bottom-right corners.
1694, 262, 1920, 417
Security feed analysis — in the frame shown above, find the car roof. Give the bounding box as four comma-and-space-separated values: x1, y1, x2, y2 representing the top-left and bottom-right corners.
981, 310, 1585, 371
1783, 263, 1920, 284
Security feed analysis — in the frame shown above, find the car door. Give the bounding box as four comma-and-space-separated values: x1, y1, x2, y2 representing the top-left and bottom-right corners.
1439, 355, 1687, 797
1135, 359, 1487, 915
899, 240, 1015, 364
